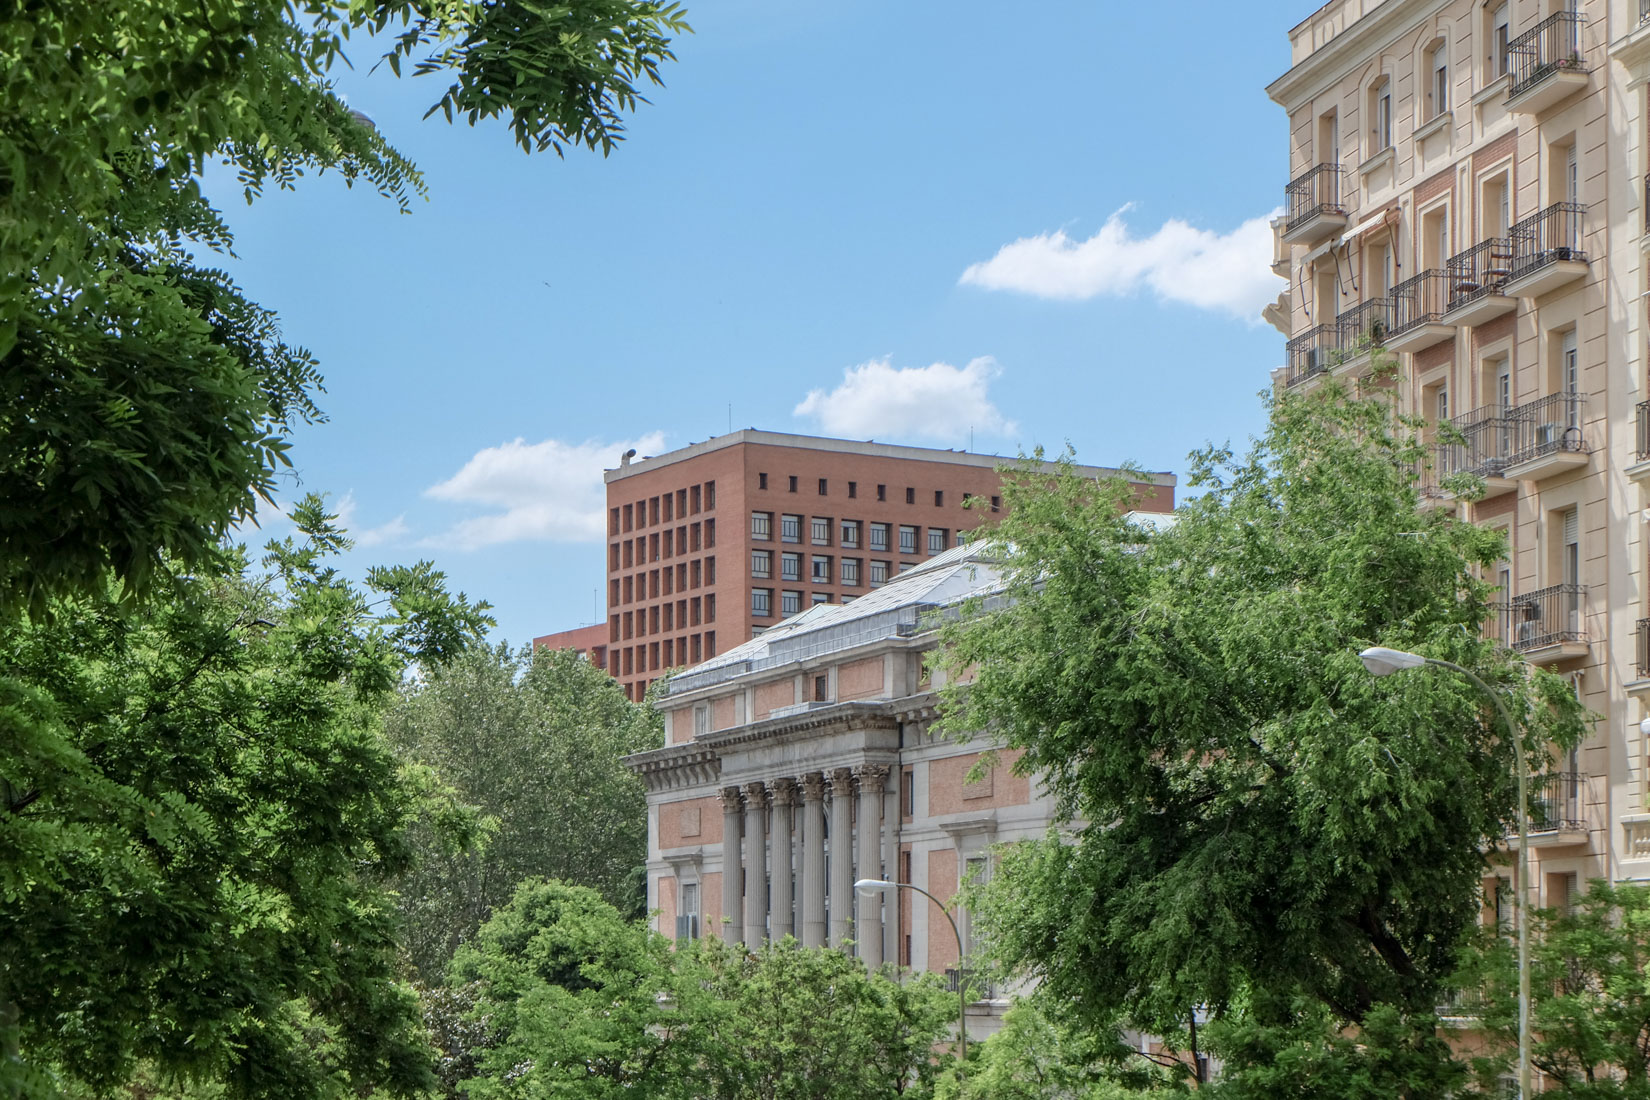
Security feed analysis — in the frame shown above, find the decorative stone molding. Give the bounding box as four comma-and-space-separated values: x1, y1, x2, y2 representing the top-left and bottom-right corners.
853, 762, 890, 794
827, 767, 856, 798
770, 776, 799, 807
801, 771, 826, 802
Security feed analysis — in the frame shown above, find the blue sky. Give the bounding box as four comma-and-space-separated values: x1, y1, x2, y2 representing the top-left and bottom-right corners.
214, 1, 1304, 646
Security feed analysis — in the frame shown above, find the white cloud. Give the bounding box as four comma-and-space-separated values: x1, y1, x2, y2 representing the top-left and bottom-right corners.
958, 206, 1284, 322
424, 432, 667, 550
793, 357, 1015, 443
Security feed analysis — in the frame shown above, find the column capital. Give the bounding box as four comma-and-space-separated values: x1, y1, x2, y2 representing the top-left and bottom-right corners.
853, 763, 890, 794
742, 780, 769, 808
719, 785, 744, 812
770, 776, 800, 807
827, 767, 856, 798
800, 771, 827, 801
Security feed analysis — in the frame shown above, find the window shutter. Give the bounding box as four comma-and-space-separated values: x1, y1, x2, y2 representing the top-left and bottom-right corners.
1563, 508, 1579, 548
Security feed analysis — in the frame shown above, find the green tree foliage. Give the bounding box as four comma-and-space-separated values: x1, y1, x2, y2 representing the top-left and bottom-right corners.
0, 496, 492, 1098
385, 644, 661, 978
0, 0, 689, 614
934, 1000, 1179, 1100
940, 379, 1587, 1051
1462, 880, 1650, 1097
448, 879, 956, 1099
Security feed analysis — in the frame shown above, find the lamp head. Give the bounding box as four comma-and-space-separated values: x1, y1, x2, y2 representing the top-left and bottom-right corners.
1359, 646, 1429, 677
854, 878, 894, 894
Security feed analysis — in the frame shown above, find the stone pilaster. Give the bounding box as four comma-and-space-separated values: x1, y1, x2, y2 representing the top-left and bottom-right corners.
719, 786, 744, 945
742, 782, 769, 947
854, 765, 890, 968
827, 767, 856, 949
769, 778, 798, 942
800, 772, 828, 948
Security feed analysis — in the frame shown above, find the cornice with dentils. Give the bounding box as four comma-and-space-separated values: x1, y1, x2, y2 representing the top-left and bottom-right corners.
1268, 0, 1451, 110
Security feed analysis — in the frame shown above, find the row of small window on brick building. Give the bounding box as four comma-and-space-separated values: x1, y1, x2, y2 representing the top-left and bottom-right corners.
751, 513, 957, 555
610, 594, 717, 642
612, 520, 716, 570
755, 473, 1000, 513
750, 552, 916, 588
612, 557, 718, 608
611, 633, 715, 684
611, 481, 717, 536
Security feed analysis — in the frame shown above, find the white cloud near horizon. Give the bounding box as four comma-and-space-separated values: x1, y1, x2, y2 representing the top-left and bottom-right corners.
958, 206, 1284, 321
793, 357, 1015, 443
424, 432, 668, 550
332, 491, 411, 549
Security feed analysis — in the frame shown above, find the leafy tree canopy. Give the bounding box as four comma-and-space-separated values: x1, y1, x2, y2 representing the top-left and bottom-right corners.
940, 379, 1587, 1048
385, 643, 662, 979
0, 495, 492, 1098
449, 879, 956, 1100
0, 0, 689, 615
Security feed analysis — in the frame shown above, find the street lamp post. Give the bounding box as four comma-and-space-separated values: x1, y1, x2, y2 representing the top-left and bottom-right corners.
1358, 646, 1530, 1100
855, 878, 968, 1066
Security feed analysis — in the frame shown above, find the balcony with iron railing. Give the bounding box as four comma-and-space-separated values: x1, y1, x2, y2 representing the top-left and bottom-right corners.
1432, 404, 1516, 499
1636, 617, 1650, 681
1504, 202, 1588, 297
1492, 582, 1588, 665
1283, 324, 1338, 388
1507, 10, 1590, 114
1333, 296, 1395, 372
1503, 391, 1588, 478
1386, 269, 1455, 353
1442, 238, 1517, 325
1521, 771, 1589, 847
1283, 163, 1348, 246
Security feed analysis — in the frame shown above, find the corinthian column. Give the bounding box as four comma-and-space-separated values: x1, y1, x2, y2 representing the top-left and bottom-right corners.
769, 779, 798, 942
827, 768, 855, 949
854, 765, 889, 968
743, 782, 769, 947
800, 772, 828, 948
719, 786, 744, 945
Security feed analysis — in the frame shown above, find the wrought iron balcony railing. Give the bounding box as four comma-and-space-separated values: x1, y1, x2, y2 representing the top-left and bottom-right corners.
1528, 771, 1587, 835
1445, 238, 1515, 310
1436, 404, 1514, 481
1337, 296, 1396, 351
1285, 163, 1346, 231
1509, 202, 1587, 279
1284, 324, 1338, 387
1494, 583, 1587, 652
1389, 269, 1451, 336
1508, 10, 1589, 100
1505, 391, 1587, 467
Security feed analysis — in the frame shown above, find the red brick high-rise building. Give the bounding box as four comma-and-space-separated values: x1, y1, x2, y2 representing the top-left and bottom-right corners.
535, 430, 1175, 700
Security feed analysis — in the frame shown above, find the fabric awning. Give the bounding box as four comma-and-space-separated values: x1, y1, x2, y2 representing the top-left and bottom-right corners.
1342, 208, 1396, 244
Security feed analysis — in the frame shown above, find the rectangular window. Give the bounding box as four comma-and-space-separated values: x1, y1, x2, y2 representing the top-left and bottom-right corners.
840, 520, 860, 547
623, 503, 633, 532
818, 478, 828, 496
906, 487, 916, 505
610, 507, 621, 536
781, 590, 802, 616
1430, 42, 1449, 118
877, 484, 887, 502
1492, 3, 1510, 79
869, 523, 889, 551
788, 475, 798, 493
811, 592, 830, 605
1372, 79, 1392, 151
928, 528, 948, 554
688, 485, 699, 514
811, 555, 832, 582
704, 481, 715, 510
751, 588, 772, 617
705, 556, 715, 585
650, 497, 660, 526
934, 490, 944, 507
902, 768, 914, 816
848, 481, 857, 499
870, 560, 890, 586
751, 511, 772, 541
663, 494, 673, 523
758, 472, 768, 490
781, 552, 802, 581
704, 518, 715, 548
750, 550, 771, 578
841, 557, 861, 586
899, 525, 918, 554
811, 516, 831, 545
781, 514, 801, 543
990, 495, 1001, 513
705, 593, 716, 622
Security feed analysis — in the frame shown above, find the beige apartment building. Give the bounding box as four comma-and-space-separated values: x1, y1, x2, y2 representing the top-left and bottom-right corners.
1269, 0, 1650, 901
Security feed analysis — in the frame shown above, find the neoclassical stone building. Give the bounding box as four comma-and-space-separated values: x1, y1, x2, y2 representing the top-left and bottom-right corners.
623, 542, 1059, 1029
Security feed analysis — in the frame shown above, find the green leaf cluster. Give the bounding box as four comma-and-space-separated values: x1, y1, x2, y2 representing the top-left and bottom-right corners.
0, 0, 689, 615
446, 878, 957, 1099
0, 495, 492, 1098
385, 643, 663, 979
939, 378, 1587, 1048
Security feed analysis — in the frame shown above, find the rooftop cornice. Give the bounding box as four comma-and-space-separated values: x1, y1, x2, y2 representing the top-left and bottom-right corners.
1268, 0, 1449, 108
